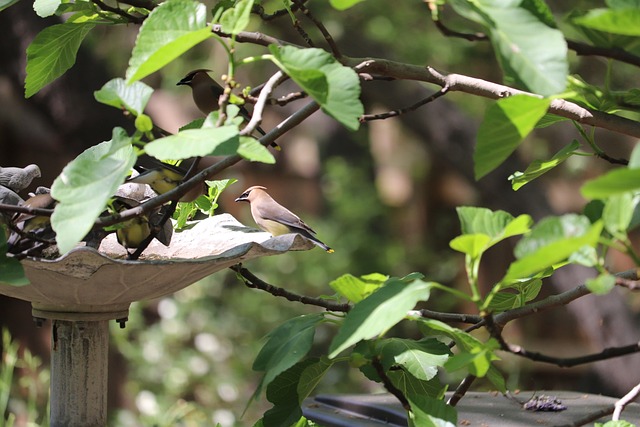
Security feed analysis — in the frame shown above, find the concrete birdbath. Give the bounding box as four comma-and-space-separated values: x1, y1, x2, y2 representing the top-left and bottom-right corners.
0, 213, 314, 427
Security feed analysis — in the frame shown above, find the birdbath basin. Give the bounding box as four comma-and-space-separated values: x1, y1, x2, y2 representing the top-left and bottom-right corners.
0, 213, 315, 427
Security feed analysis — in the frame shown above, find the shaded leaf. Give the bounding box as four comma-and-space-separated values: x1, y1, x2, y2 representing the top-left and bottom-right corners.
603, 193, 634, 237
296, 357, 333, 404
582, 168, 640, 199
25, 23, 95, 98
237, 137, 276, 164
262, 359, 315, 427
329, 0, 366, 10
586, 273, 616, 295
219, 0, 253, 35
408, 394, 457, 427
574, 8, 640, 36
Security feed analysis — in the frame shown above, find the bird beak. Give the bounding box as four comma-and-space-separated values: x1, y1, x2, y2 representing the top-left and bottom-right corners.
176, 79, 187, 86
234, 196, 245, 203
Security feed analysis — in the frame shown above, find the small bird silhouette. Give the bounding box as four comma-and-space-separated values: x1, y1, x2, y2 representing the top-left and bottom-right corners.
177, 69, 279, 150
235, 186, 333, 253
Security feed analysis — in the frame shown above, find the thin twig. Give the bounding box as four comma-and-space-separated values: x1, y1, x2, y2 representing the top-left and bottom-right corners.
91, 0, 144, 23
372, 357, 410, 411
230, 265, 351, 312
243, 71, 287, 136
360, 87, 449, 122
291, 0, 342, 58
447, 375, 477, 407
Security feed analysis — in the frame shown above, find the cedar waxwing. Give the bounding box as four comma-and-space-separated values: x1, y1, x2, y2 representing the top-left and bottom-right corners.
126, 156, 218, 202
235, 186, 334, 253
112, 197, 173, 250
0, 164, 41, 192
176, 70, 280, 150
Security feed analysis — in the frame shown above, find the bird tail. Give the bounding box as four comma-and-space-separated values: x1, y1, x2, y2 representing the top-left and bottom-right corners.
309, 236, 334, 253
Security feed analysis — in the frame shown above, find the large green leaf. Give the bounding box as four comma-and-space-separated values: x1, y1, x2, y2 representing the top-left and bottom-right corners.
25, 23, 95, 98
451, 0, 567, 96
144, 126, 240, 160
269, 45, 363, 130
262, 359, 314, 427
603, 193, 634, 237
387, 370, 446, 402
573, 8, 640, 36
582, 168, 640, 199
51, 128, 136, 253
328, 278, 434, 358
505, 219, 603, 281
377, 338, 450, 381
329, 272, 387, 303
509, 139, 581, 190
252, 314, 323, 393
126, 0, 213, 83
94, 78, 154, 116
296, 357, 333, 404
474, 95, 550, 179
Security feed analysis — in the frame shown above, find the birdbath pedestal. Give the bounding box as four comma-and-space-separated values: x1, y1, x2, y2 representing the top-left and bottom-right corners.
0, 214, 314, 427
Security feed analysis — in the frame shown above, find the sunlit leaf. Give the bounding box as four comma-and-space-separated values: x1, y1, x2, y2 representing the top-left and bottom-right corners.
574, 8, 640, 36
219, 0, 253, 35
237, 137, 276, 164
586, 273, 616, 295
269, 45, 363, 130
509, 140, 581, 190
329, 272, 387, 303
329, 278, 435, 358
377, 338, 450, 381
94, 78, 154, 116
475, 95, 551, 179
51, 128, 136, 253
144, 126, 239, 160
126, 0, 213, 83
582, 168, 640, 199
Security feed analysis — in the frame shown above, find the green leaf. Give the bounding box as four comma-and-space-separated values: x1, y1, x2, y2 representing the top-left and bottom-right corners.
329, 272, 387, 303
387, 370, 447, 401
449, 234, 491, 258
487, 279, 542, 311
582, 168, 640, 199
574, 8, 640, 36
219, 0, 254, 35
0, 229, 29, 286
329, 0, 365, 10
603, 193, 634, 237
586, 273, 616, 295
51, 128, 136, 253
33, 0, 60, 17
329, 278, 435, 358
475, 95, 551, 179
269, 45, 363, 131
509, 140, 581, 190
453, 1, 567, 95
237, 137, 276, 164
126, 0, 213, 83
253, 314, 323, 393
0, 0, 21, 12
296, 357, 333, 404
407, 394, 457, 427
629, 143, 640, 169
505, 218, 603, 281
25, 23, 95, 98
453, 207, 532, 256
377, 338, 450, 381
94, 78, 154, 116
144, 126, 240, 160
262, 359, 314, 427
444, 338, 500, 377
535, 113, 570, 128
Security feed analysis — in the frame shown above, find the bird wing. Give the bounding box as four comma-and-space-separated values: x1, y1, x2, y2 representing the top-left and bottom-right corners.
256, 203, 317, 235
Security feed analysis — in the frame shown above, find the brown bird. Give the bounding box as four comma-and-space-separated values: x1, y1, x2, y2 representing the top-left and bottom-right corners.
235, 186, 333, 253
176, 69, 279, 150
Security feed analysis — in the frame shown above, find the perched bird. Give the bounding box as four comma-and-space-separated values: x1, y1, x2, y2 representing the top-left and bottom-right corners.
176, 69, 280, 150
0, 164, 41, 193
112, 197, 173, 250
126, 157, 217, 203
235, 186, 333, 253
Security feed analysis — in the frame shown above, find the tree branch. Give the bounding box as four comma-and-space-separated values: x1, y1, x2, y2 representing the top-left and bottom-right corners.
230, 265, 351, 312
360, 87, 449, 122
372, 357, 410, 411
